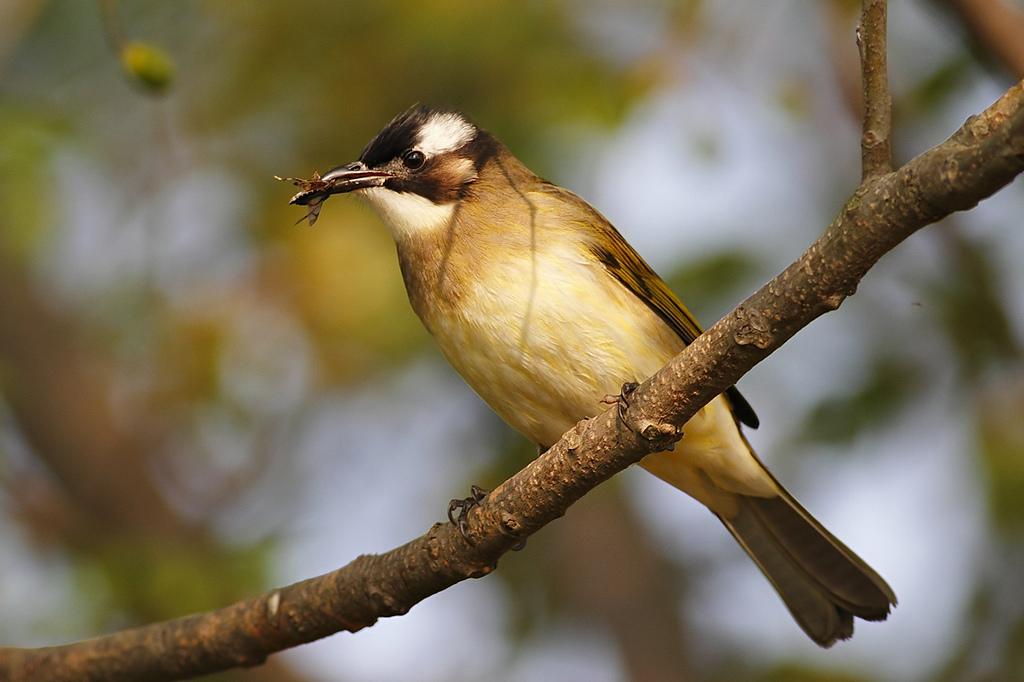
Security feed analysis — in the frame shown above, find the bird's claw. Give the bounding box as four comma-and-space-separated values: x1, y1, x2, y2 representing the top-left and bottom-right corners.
602, 381, 680, 452
447, 484, 490, 543
446, 485, 529, 551
601, 381, 640, 424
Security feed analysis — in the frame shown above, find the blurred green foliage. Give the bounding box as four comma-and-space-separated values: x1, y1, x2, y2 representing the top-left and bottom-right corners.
81, 538, 270, 626
929, 227, 1020, 380
120, 41, 174, 92
0, 107, 62, 260
664, 250, 762, 325
977, 374, 1024, 531
802, 355, 922, 446
900, 55, 975, 119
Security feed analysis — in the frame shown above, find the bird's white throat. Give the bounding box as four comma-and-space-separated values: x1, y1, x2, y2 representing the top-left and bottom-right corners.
358, 186, 456, 242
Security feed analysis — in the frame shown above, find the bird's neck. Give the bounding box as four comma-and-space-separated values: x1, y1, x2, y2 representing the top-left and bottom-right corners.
392, 148, 543, 333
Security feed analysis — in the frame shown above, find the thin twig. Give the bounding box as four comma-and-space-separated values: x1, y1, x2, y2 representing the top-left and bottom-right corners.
95, 0, 128, 53
858, 0, 893, 179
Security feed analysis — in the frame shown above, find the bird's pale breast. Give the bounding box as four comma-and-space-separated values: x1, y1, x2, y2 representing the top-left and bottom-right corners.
407, 232, 776, 512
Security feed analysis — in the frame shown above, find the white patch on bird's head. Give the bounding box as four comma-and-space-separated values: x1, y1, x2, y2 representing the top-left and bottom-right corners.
358, 186, 456, 243
415, 112, 476, 156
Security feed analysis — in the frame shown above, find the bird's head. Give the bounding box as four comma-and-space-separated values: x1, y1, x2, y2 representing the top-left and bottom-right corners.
316, 105, 499, 241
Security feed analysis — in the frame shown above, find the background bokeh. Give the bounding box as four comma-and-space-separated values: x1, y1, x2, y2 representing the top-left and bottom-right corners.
1, 1, 1023, 680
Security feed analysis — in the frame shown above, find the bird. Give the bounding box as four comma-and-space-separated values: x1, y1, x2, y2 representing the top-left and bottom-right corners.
287, 104, 896, 647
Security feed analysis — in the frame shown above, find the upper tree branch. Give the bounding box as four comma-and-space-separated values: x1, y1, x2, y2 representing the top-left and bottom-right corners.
858, 0, 893, 178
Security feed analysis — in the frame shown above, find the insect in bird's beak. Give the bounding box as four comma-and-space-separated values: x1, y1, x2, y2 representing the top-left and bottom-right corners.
276, 163, 393, 226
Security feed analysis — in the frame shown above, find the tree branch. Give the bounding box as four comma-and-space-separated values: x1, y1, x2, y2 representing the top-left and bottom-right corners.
858, 0, 893, 179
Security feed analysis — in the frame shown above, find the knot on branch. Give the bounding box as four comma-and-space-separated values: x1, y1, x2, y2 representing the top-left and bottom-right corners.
369, 587, 411, 618
565, 419, 588, 453
733, 305, 773, 349
499, 510, 524, 538
635, 419, 681, 452
266, 591, 282, 619
965, 112, 1006, 139
605, 382, 681, 453
941, 158, 959, 189
862, 129, 883, 149
823, 292, 848, 311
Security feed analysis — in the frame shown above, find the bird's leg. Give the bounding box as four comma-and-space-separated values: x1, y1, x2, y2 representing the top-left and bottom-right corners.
602, 381, 640, 422
602, 381, 680, 452
447, 484, 528, 551
447, 484, 490, 544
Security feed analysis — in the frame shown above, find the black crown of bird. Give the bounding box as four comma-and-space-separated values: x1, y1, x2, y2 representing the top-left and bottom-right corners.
280, 104, 897, 647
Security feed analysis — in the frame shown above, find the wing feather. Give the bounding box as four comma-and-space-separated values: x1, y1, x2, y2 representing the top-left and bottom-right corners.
540, 182, 759, 429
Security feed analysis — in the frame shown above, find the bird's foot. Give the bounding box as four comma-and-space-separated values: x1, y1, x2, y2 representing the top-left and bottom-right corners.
446, 485, 528, 551
601, 381, 640, 422
602, 381, 680, 452
447, 485, 490, 544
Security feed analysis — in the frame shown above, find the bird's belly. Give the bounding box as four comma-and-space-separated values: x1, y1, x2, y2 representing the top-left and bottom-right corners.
418, 251, 776, 509
428, 256, 680, 447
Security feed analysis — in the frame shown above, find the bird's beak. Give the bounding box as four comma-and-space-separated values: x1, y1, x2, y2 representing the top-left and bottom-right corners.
319, 162, 393, 194
286, 162, 392, 207
281, 162, 392, 226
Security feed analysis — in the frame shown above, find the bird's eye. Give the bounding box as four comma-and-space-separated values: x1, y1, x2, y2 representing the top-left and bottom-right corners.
402, 150, 426, 170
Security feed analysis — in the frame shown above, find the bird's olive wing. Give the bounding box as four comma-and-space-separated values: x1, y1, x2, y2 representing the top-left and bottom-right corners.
545, 184, 760, 430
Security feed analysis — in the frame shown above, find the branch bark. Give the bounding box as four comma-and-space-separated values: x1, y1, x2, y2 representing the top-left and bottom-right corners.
858, 0, 893, 179
2, 32, 1023, 682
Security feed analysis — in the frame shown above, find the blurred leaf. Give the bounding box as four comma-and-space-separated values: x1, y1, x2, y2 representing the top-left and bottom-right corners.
801, 356, 921, 445
273, 202, 432, 381
1006, 610, 1024, 681
80, 537, 271, 624
151, 316, 226, 407
929, 225, 1020, 380
663, 250, 761, 324
120, 41, 174, 92
0, 106, 63, 261
776, 75, 815, 119
899, 55, 973, 118
931, 582, 994, 682
976, 373, 1024, 531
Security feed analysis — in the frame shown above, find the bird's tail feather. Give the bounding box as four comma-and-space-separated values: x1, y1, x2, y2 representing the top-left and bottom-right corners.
718, 486, 896, 647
